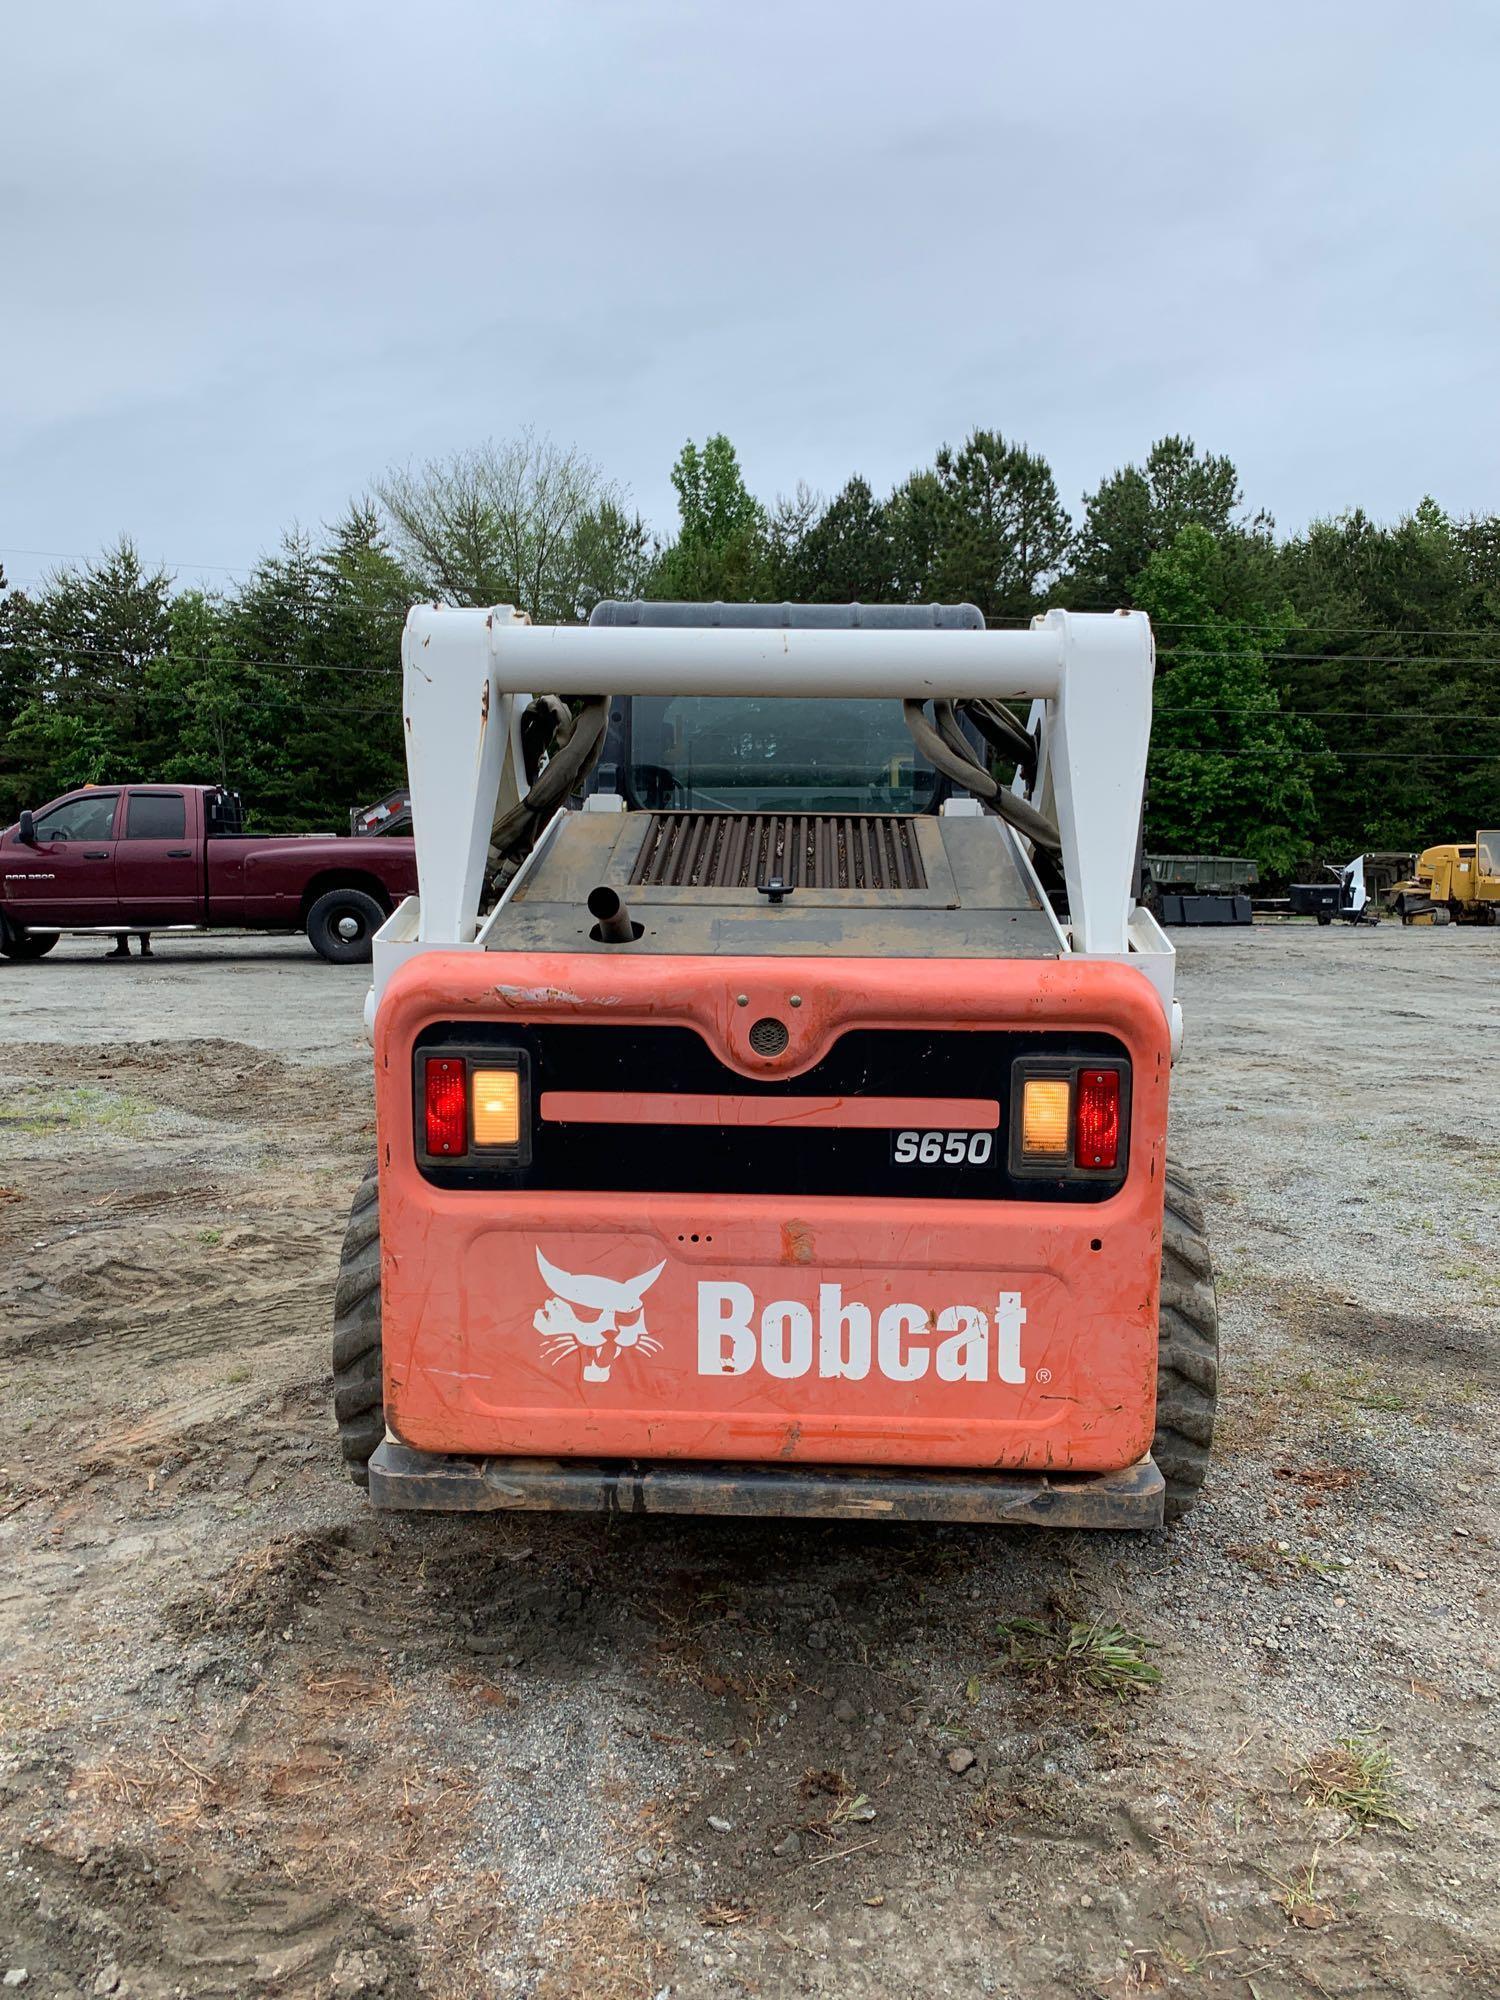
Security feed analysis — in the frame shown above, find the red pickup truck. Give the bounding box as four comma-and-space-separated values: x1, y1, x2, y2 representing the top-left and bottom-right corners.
0, 784, 417, 963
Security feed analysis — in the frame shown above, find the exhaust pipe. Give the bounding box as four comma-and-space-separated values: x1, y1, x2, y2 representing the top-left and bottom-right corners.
587, 885, 639, 943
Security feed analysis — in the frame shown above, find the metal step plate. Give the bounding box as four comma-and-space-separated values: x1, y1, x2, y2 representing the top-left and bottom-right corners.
368, 1440, 1165, 1529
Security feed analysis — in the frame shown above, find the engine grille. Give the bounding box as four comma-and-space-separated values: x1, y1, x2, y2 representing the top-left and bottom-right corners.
628, 812, 928, 892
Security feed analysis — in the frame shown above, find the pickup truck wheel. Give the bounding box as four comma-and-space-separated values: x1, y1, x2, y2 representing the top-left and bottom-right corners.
333, 1162, 385, 1485
307, 887, 385, 964
1154, 1161, 1219, 1521
0, 925, 60, 961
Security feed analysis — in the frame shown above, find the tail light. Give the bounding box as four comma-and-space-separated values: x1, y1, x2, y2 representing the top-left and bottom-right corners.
1010, 1057, 1129, 1179
1075, 1069, 1121, 1169
424, 1058, 467, 1156
472, 1068, 522, 1147
417, 1047, 532, 1166
1020, 1078, 1072, 1157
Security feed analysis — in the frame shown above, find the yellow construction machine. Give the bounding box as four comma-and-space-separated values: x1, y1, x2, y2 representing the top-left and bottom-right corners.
1392, 831, 1500, 925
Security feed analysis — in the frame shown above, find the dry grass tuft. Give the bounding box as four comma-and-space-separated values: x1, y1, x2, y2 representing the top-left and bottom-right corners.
1000, 1611, 1160, 1699
701, 1901, 751, 1927
796, 1766, 876, 1836
967, 1784, 1006, 1840
1267, 1850, 1338, 1928
1295, 1733, 1412, 1831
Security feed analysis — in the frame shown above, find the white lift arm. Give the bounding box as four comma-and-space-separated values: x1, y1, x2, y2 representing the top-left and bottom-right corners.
375, 603, 1174, 1038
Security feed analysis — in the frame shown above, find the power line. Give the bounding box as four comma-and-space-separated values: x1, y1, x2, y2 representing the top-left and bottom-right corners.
0, 544, 257, 577
8, 636, 1500, 678
0, 641, 399, 676
5, 561, 1500, 644
1161, 708, 1500, 721
987, 616, 1500, 638
1167, 650, 1500, 667
1174, 752, 1500, 762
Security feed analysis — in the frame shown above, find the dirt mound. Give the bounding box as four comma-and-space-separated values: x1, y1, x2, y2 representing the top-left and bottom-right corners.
167, 1526, 354, 1638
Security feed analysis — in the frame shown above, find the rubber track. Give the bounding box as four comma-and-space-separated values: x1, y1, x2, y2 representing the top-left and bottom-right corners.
331, 1162, 384, 1485
1154, 1159, 1220, 1519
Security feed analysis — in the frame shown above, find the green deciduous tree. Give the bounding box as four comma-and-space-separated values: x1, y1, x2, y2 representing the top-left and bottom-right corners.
1135, 525, 1324, 874
8, 428, 1497, 865
377, 431, 649, 619
650, 435, 772, 600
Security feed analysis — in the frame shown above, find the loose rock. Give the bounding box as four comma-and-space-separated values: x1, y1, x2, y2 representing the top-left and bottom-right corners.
331, 1949, 389, 1997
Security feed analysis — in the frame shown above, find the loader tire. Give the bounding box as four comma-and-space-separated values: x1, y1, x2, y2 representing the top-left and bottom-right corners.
1153, 1161, 1219, 1521
332, 1161, 385, 1485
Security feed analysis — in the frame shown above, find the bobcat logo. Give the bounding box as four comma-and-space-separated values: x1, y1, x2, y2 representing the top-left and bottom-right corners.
533, 1249, 666, 1384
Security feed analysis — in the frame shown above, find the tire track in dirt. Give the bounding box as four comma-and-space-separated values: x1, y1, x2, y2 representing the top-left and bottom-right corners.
13, 1281, 324, 1364
7, 1843, 424, 1999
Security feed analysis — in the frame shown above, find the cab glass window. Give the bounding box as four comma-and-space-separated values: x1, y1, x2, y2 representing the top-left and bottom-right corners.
125, 792, 187, 840
33, 794, 119, 842
626, 697, 937, 812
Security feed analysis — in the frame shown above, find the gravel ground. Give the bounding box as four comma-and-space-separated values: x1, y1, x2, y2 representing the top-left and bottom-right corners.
1, 923, 1496, 1999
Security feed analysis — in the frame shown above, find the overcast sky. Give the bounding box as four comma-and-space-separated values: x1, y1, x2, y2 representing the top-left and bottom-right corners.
2, 0, 1496, 594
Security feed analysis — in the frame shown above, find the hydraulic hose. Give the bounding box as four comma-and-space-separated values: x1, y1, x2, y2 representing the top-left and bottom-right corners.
487, 693, 610, 891
902, 699, 1061, 854
520, 694, 574, 787
961, 697, 1037, 782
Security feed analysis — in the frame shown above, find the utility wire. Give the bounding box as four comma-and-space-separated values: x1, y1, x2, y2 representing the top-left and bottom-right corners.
6, 548, 1500, 641
8, 637, 1500, 677
985, 616, 1500, 638
0, 545, 258, 577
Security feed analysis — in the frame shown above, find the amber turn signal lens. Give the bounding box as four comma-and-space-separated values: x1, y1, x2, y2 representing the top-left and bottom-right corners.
1020, 1077, 1071, 1156
472, 1068, 522, 1147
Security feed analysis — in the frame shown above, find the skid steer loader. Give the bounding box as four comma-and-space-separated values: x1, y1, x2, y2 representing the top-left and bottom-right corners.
335, 603, 1218, 1528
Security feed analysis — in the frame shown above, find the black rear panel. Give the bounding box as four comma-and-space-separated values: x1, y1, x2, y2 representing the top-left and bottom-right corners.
413, 1024, 1129, 1203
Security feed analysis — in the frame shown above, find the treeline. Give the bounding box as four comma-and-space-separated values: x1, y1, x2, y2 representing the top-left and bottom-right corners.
2, 428, 1497, 870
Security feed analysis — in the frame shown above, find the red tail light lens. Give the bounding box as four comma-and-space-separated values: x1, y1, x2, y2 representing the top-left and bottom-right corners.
1074, 1068, 1120, 1169
424, 1057, 468, 1156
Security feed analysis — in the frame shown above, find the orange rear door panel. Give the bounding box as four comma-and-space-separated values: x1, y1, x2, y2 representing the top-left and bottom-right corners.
373, 953, 1170, 1475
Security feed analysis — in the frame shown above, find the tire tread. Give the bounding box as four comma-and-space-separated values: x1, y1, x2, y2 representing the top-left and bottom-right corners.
1154, 1159, 1219, 1520
332, 1160, 385, 1485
